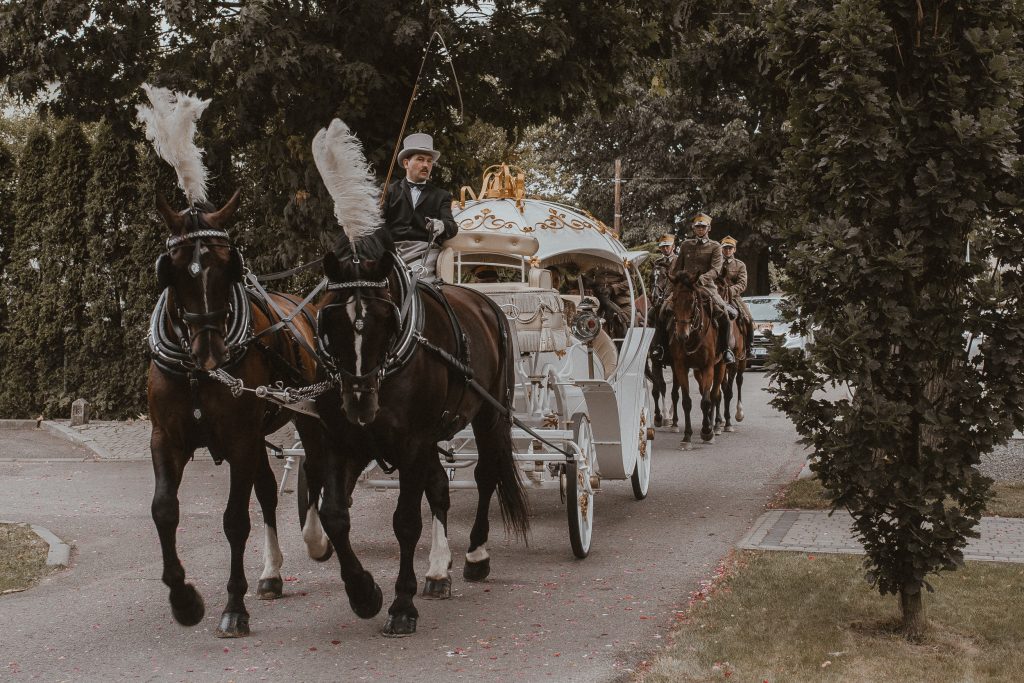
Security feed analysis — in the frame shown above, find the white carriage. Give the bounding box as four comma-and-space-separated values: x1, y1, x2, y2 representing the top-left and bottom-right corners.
359, 165, 656, 558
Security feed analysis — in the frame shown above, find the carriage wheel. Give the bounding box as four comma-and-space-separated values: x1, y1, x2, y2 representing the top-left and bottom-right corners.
567, 413, 596, 559
631, 407, 652, 500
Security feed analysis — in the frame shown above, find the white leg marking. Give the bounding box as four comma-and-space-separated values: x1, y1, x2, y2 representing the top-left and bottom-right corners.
260, 526, 284, 580
347, 299, 362, 400
466, 545, 489, 563
426, 516, 451, 580
302, 506, 331, 560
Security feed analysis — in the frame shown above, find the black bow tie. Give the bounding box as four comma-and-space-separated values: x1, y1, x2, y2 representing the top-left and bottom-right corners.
408, 182, 425, 189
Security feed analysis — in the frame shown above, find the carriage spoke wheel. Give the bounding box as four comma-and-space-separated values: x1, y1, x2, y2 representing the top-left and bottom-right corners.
631, 407, 652, 500
567, 412, 596, 559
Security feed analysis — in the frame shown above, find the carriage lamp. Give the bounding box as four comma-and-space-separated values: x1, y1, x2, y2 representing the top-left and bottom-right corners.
571, 301, 602, 342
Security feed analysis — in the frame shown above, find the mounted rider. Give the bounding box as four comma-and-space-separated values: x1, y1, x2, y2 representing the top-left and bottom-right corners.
649, 234, 675, 308
718, 236, 753, 352
672, 213, 737, 364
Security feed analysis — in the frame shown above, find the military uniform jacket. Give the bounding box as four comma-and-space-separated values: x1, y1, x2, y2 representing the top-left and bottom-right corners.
719, 256, 748, 301
677, 237, 723, 288
382, 178, 459, 244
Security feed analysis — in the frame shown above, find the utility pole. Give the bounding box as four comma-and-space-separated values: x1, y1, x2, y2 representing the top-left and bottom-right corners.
613, 158, 622, 237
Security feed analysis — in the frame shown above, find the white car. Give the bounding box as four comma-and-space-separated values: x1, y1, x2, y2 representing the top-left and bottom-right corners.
746, 294, 812, 368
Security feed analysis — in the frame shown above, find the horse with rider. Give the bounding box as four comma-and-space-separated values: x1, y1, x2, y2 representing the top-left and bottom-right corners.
657, 212, 754, 442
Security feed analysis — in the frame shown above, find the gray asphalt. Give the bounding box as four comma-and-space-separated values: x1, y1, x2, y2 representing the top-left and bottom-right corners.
0, 371, 804, 682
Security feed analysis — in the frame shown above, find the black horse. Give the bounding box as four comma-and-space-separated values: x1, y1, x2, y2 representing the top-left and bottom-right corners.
307, 228, 530, 637
147, 192, 333, 637
647, 296, 681, 431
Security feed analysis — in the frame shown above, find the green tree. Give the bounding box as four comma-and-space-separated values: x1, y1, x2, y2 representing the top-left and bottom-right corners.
33, 120, 91, 416
521, 2, 787, 292
1, 0, 674, 269
79, 120, 149, 417
0, 126, 51, 416
0, 141, 14, 351
766, 0, 1024, 638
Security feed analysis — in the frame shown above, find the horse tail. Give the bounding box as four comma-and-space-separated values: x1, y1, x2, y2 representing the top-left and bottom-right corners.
492, 292, 531, 542
495, 413, 531, 543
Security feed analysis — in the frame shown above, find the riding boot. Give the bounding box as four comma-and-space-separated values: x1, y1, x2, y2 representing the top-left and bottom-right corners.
717, 314, 736, 365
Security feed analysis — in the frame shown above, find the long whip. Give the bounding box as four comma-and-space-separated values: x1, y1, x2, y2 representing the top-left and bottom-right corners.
379, 30, 464, 208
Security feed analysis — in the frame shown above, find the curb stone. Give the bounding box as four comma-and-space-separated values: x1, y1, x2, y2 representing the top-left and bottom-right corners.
0, 520, 71, 567
40, 421, 115, 459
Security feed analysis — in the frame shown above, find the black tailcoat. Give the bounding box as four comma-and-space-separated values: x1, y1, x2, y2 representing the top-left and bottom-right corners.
383, 178, 458, 244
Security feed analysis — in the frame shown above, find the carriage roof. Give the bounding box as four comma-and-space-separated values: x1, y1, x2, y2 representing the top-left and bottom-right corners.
451, 165, 648, 270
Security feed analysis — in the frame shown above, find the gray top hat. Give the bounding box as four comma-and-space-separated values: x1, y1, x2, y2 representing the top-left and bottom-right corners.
397, 132, 441, 165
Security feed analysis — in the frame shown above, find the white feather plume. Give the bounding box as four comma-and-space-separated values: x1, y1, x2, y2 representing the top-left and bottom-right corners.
136, 83, 211, 205
312, 119, 382, 242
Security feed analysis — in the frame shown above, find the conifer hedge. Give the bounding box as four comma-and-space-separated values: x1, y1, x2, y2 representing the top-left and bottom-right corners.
0, 123, 193, 418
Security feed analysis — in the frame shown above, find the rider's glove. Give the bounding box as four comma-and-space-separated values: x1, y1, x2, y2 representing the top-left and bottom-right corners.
427, 218, 446, 238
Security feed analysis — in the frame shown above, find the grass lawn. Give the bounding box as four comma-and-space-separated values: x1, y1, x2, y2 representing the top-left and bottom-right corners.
641, 551, 1024, 682
773, 478, 1024, 518
0, 523, 52, 594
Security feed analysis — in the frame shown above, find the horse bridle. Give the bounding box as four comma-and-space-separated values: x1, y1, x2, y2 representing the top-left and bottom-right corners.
158, 209, 240, 347
316, 251, 404, 395
675, 284, 709, 355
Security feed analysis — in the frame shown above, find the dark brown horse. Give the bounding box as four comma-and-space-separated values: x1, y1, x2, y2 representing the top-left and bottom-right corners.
310, 229, 529, 637
667, 271, 723, 444
148, 192, 333, 638
714, 281, 747, 433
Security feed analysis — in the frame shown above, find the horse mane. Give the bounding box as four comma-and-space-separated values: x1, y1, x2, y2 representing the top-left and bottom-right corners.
136, 84, 210, 205
329, 228, 395, 279
673, 270, 698, 290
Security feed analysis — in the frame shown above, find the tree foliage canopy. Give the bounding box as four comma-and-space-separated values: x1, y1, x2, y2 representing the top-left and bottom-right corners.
0, 0, 673, 266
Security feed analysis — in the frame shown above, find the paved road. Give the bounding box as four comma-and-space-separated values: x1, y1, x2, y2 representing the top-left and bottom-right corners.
0, 371, 804, 682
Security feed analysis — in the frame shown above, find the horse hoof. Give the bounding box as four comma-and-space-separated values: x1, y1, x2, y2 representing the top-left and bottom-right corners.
678, 441, 691, 451
654, 416, 664, 428
713, 426, 723, 435
215, 611, 250, 638
671, 426, 680, 433
421, 577, 452, 599
349, 582, 384, 620
169, 584, 205, 627
463, 557, 491, 582
257, 577, 283, 600
723, 426, 735, 433
381, 613, 417, 637
736, 411, 745, 422
313, 541, 334, 563
702, 433, 714, 443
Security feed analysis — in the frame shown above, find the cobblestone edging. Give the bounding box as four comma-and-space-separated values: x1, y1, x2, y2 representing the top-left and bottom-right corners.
739, 509, 1024, 564
0, 520, 70, 567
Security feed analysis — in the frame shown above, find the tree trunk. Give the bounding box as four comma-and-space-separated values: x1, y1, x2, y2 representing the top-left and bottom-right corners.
899, 588, 927, 640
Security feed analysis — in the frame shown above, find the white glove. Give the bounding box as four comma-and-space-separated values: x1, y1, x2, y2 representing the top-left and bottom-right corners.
428, 218, 445, 238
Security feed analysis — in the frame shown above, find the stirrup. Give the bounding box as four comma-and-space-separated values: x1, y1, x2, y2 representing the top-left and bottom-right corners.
722, 349, 737, 365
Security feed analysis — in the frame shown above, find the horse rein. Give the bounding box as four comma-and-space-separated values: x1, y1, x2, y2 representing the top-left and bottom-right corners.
677, 288, 710, 355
